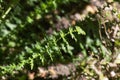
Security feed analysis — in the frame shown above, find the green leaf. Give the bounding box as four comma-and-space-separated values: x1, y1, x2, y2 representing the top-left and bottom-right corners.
79, 43, 84, 49
52, 0, 57, 9
27, 16, 33, 23
61, 43, 67, 53
8, 41, 16, 47
5, 22, 17, 30
75, 26, 86, 35
29, 58, 34, 70
25, 46, 33, 53
45, 44, 53, 61
67, 44, 74, 56
96, 39, 101, 46
60, 30, 68, 44
41, 2, 47, 10
69, 27, 77, 41
35, 42, 41, 50
39, 53, 45, 65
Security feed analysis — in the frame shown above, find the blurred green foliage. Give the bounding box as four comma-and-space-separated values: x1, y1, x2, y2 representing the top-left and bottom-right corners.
0, 0, 119, 79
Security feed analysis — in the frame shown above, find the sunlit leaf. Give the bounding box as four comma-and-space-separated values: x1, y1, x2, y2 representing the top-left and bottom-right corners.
75, 26, 86, 35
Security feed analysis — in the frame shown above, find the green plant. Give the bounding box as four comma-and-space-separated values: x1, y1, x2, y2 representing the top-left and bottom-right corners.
1, 0, 119, 79
0, 25, 85, 74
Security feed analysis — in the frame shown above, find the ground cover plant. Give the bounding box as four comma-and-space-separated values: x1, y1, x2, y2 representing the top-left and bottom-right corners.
0, 0, 120, 80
